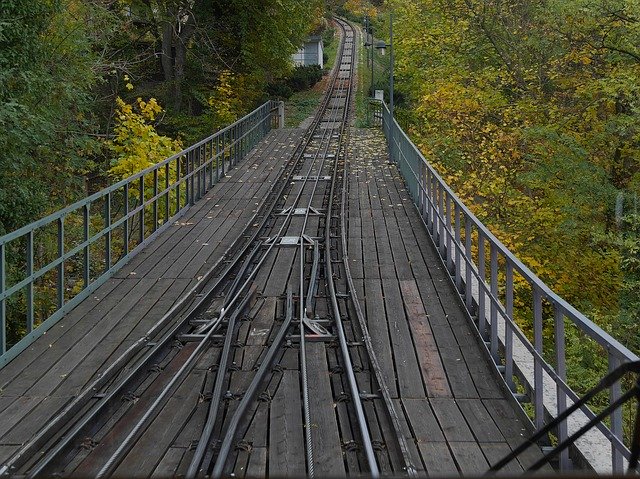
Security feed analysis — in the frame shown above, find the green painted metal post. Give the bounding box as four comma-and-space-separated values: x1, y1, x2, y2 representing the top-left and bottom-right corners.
153, 169, 158, 232
176, 158, 181, 213
139, 175, 145, 244
57, 217, 65, 309
26, 231, 34, 332
124, 184, 130, 255
1, 243, 5, 355
164, 163, 170, 223
83, 204, 90, 288
105, 193, 112, 272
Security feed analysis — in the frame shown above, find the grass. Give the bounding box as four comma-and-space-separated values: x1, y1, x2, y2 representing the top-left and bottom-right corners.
284, 89, 323, 128
355, 31, 389, 127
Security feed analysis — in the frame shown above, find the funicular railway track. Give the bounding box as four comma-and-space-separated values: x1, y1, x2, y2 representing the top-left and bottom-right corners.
1, 19, 416, 478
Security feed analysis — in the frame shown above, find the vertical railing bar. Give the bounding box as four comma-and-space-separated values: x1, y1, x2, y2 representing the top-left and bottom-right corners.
463, 218, 473, 311
0, 243, 5, 354
176, 157, 181, 213
505, 262, 515, 391
454, 205, 462, 291
26, 231, 34, 333
124, 184, 130, 256
438, 183, 445, 254
83, 204, 90, 288
478, 233, 486, 339
105, 192, 112, 272
446, 194, 453, 272
164, 163, 170, 223
490, 242, 499, 362
139, 175, 145, 244
426, 168, 433, 233
221, 134, 226, 177
609, 353, 624, 473
57, 217, 64, 309
533, 287, 544, 430
208, 140, 214, 188
554, 306, 570, 471
153, 169, 158, 232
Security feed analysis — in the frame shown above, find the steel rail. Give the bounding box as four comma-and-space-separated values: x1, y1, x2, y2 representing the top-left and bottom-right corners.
8, 76, 331, 479
187, 19, 357, 478
94, 288, 256, 479
322, 17, 380, 477
327, 19, 420, 477
210, 287, 294, 477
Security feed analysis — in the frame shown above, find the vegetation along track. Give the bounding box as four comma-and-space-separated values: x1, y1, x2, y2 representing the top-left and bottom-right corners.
1, 18, 415, 478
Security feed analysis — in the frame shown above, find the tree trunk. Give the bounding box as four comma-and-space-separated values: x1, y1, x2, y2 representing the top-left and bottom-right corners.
173, 14, 196, 111
160, 21, 174, 82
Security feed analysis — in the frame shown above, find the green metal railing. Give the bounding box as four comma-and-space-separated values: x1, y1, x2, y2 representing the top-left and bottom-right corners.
375, 99, 639, 472
0, 100, 282, 368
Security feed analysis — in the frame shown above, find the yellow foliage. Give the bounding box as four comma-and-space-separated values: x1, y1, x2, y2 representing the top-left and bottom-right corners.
108, 97, 182, 180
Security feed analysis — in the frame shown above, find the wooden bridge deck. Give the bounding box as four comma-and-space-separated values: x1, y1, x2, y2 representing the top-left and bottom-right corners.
0, 126, 548, 475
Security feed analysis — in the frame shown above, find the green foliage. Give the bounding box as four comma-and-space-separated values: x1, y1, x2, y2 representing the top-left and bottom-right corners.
388, 0, 640, 325
0, 0, 107, 234
267, 65, 324, 100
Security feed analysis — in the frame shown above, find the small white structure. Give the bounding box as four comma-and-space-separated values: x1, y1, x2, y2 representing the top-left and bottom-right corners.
292, 35, 324, 69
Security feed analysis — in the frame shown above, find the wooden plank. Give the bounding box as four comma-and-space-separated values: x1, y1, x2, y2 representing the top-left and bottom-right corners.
151, 447, 185, 478
306, 343, 345, 477
480, 443, 524, 474
362, 283, 393, 381
269, 370, 305, 477
113, 370, 206, 477
449, 441, 490, 474
246, 447, 267, 477
457, 399, 505, 443
429, 398, 475, 442
402, 398, 445, 443
382, 279, 425, 399
399, 280, 452, 398
482, 399, 551, 471
417, 442, 458, 476
247, 298, 276, 346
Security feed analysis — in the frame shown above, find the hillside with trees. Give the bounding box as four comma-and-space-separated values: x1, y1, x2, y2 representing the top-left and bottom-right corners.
0, 0, 325, 235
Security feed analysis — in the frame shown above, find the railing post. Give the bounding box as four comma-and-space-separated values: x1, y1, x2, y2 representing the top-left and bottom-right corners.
176, 158, 181, 212
139, 175, 145, 242
83, 204, 90, 289
26, 231, 34, 332
446, 195, 453, 272
188, 151, 195, 206
164, 163, 170, 223
105, 192, 111, 272
1, 243, 6, 355
554, 306, 570, 471
208, 141, 214, 189
478, 234, 486, 338
454, 206, 462, 291
533, 287, 544, 430
490, 243, 499, 362
153, 170, 159, 233
505, 263, 515, 391
221, 134, 226, 177
438, 184, 445, 255
57, 217, 65, 309
465, 219, 473, 311
609, 353, 624, 473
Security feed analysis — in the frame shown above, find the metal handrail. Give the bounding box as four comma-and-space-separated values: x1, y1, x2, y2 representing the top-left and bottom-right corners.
0, 100, 282, 367
375, 98, 640, 473
489, 361, 640, 473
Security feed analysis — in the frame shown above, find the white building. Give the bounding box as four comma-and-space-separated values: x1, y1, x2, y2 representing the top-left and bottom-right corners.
292, 35, 324, 69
